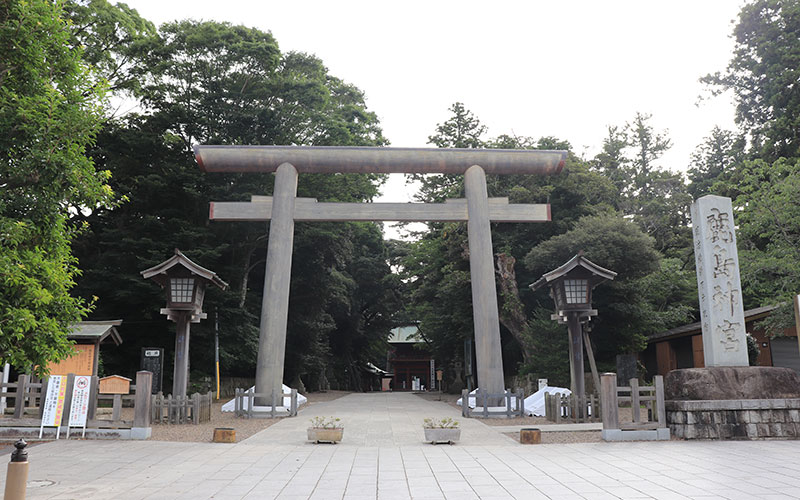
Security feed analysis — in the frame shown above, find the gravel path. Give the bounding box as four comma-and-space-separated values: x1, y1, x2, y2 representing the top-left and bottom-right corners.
147, 390, 348, 443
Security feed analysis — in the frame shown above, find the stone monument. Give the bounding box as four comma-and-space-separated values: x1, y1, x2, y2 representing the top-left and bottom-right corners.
690, 195, 748, 366
665, 194, 800, 440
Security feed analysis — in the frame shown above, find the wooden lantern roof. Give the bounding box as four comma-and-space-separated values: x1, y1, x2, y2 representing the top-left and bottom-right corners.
140, 249, 228, 290
529, 253, 617, 292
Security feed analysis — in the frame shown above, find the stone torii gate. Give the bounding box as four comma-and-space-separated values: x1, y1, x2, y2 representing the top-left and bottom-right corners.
194, 146, 565, 404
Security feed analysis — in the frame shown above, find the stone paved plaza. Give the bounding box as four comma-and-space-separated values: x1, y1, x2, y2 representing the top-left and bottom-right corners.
5, 393, 800, 500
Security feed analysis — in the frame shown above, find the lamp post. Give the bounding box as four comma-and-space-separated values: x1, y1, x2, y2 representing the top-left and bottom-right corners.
141, 249, 228, 398
529, 253, 616, 404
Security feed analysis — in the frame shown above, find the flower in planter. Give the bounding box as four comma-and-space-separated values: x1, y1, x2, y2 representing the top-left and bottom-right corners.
423, 417, 459, 429
310, 416, 343, 429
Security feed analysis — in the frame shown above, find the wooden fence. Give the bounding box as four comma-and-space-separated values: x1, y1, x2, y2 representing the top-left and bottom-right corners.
460, 389, 525, 418
0, 372, 153, 432
151, 392, 213, 424
544, 392, 601, 423
234, 388, 298, 418
600, 373, 666, 431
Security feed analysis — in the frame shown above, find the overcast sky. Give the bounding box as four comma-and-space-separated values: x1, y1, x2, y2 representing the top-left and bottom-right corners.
124, 0, 745, 236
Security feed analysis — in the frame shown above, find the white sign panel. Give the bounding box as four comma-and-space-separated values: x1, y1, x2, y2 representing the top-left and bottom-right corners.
68, 376, 92, 437
40, 375, 67, 438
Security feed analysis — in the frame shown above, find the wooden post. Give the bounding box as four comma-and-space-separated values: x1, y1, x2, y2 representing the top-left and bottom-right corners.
464, 165, 505, 399
583, 330, 601, 396
290, 389, 298, 416
132, 371, 152, 438
567, 313, 585, 411
112, 394, 122, 421
461, 390, 468, 417
600, 373, 619, 430
255, 162, 298, 405
87, 376, 99, 420
192, 392, 200, 424
13, 375, 28, 419
654, 375, 666, 428
630, 378, 640, 424
172, 311, 192, 399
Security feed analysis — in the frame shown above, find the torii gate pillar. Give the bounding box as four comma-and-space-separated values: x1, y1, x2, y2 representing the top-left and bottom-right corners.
256, 163, 298, 402
464, 166, 505, 396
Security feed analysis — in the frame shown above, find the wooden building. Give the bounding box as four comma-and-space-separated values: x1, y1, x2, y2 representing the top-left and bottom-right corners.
46, 320, 123, 376
643, 305, 800, 376
387, 326, 434, 391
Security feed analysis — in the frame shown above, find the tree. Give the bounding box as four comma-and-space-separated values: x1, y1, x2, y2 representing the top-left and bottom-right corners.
701, 0, 800, 161
412, 102, 488, 203
593, 113, 691, 257
729, 158, 800, 334
687, 126, 746, 199
0, 0, 113, 373
72, 18, 394, 390
524, 214, 691, 365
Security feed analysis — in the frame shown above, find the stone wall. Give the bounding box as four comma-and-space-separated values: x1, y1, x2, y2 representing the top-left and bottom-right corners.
667, 399, 800, 439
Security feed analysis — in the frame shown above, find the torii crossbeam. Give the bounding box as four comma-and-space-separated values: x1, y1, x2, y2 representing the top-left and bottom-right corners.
195, 145, 565, 405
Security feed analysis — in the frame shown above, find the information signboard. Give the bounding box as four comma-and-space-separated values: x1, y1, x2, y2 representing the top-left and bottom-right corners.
67, 376, 92, 438
141, 347, 164, 394
39, 375, 67, 439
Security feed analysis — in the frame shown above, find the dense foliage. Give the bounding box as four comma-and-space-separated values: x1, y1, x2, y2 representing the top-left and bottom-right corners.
0, 0, 114, 374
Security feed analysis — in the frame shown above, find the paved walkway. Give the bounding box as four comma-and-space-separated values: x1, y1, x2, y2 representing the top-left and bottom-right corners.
3, 393, 800, 500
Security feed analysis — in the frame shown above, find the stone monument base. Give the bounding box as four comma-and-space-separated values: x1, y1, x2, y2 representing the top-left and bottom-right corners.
665, 367, 800, 440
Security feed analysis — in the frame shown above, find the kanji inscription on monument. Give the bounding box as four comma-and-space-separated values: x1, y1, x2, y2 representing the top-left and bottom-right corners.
691, 195, 748, 366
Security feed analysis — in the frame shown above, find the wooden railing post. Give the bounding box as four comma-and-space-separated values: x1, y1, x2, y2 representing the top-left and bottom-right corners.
132, 371, 152, 439
654, 375, 666, 428
600, 373, 619, 430
630, 378, 640, 424
87, 376, 99, 421
13, 375, 28, 419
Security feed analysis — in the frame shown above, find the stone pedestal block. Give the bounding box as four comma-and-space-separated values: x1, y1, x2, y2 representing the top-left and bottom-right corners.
665, 366, 800, 401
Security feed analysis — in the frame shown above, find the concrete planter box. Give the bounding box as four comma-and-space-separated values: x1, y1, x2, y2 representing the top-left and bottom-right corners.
424, 428, 460, 444
307, 427, 343, 443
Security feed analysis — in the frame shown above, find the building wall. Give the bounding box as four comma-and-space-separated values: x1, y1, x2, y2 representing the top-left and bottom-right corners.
648, 322, 798, 376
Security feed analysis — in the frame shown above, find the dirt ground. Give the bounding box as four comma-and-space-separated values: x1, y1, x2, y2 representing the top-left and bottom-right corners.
148, 390, 348, 443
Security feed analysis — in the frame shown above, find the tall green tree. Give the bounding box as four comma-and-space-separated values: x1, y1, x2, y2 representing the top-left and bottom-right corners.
702, 0, 800, 161
687, 126, 746, 199
0, 0, 113, 373
72, 17, 394, 390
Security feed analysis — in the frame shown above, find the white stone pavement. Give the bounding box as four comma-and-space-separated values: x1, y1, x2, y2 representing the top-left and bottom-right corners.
3, 392, 800, 500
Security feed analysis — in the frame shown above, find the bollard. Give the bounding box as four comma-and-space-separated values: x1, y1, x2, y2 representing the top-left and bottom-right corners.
4, 439, 29, 500
520, 428, 541, 444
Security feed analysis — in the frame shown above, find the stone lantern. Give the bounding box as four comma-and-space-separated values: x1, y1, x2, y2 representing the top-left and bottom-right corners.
141, 249, 227, 397
530, 253, 616, 403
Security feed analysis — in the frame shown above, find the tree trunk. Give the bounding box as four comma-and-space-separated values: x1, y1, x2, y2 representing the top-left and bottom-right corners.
494, 252, 533, 365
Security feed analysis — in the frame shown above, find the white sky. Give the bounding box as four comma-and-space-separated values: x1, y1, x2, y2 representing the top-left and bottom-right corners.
124, 0, 744, 238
